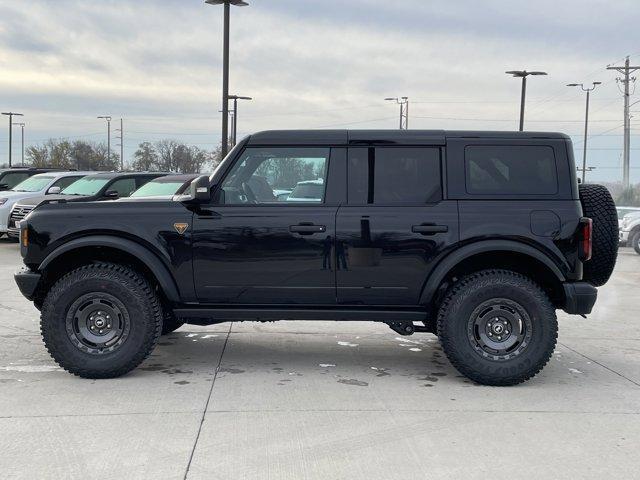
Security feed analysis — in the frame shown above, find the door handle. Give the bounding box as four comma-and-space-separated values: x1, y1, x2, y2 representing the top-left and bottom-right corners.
290, 224, 326, 235
412, 224, 448, 235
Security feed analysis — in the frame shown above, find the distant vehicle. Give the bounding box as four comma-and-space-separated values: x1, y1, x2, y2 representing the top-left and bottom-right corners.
1, 171, 90, 238
0, 167, 72, 192
273, 189, 292, 201
124, 174, 198, 201
286, 179, 324, 202
616, 206, 640, 221
6, 172, 167, 238
619, 210, 640, 253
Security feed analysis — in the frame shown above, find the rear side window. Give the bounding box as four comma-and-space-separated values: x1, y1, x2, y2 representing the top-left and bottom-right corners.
465, 145, 558, 195
348, 147, 442, 204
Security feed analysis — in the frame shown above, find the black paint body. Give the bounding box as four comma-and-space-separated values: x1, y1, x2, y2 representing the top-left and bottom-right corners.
17, 130, 593, 319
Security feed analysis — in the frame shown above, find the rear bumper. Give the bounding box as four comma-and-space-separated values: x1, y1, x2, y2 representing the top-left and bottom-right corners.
14, 267, 41, 301
562, 282, 597, 315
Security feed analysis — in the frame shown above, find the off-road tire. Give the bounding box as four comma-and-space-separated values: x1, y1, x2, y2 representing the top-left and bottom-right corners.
161, 310, 184, 335
41, 263, 162, 378
579, 183, 618, 286
630, 230, 640, 255
437, 270, 557, 386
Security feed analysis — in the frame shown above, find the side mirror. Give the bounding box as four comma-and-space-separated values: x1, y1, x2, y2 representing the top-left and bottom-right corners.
104, 190, 119, 199
189, 176, 211, 203
47, 186, 61, 194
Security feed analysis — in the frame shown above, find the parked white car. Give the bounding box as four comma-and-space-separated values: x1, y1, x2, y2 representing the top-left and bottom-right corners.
619, 211, 640, 254
0, 171, 90, 236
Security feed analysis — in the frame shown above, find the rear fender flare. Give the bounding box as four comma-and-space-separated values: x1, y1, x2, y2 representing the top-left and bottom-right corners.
419, 239, 566, 305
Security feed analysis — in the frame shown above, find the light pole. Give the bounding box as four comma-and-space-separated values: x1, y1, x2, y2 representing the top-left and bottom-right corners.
384, 97, 409, 129
505, 70, 547, 131
12, 122, 25, 166
567, 82, 601, 183
205, 0, 249, 158
2, 112, 23, 167
228, 94, 252, 146
97, 116, 112, 165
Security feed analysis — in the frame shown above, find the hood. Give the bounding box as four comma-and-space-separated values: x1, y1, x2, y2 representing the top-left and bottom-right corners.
116, 195, 175, 202
16, 194, 91, 207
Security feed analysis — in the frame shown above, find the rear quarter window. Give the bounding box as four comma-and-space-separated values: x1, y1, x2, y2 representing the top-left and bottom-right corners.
465, 145, 558, 195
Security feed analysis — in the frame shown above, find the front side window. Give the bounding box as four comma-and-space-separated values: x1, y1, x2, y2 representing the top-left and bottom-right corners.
107, 178, 137, 197
52, 176, 83, 191
11, 175, 55, 192
0, 172, 30, 189
348, 147, 442, 204
220, 147, 330, 205
465, 145, 558, 195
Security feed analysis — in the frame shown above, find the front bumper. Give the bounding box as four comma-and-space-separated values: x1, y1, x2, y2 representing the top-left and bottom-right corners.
14, 267, 42, 301
563, 282, 597, 315
619, 229, 630, 243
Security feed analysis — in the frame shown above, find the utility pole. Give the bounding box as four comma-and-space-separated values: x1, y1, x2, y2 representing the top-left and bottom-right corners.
567, 82, 601, 183
115, 118, 124, 170
2, 112, 23, 167
385, 97, 409, 129
608, 56, 640, 189
228, 94, 252, 146
12, 122, 25, 166
505, 70, 547, 131
205, 0, 249, 159
97, 116, 112, 167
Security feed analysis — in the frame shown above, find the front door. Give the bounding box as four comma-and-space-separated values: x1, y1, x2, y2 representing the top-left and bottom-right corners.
193, 146, 339, 305
336, 146, 459, 305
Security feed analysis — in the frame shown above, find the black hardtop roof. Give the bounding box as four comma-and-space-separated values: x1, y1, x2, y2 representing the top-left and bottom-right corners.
247, 129, 570, 146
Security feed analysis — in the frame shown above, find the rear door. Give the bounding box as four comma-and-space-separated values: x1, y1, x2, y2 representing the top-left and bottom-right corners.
336, 146, 459, 305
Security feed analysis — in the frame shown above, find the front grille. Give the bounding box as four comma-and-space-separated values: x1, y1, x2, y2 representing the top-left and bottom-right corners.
8, 204, 34, 229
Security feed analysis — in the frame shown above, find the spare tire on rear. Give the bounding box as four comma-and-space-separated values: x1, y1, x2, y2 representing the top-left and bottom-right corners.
579, 183, 618, 286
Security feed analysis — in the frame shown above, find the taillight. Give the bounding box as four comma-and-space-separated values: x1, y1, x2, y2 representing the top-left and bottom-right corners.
579, 217, 592, 261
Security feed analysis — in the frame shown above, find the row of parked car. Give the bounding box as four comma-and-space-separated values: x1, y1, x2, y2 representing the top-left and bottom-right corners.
617, 206, 640, 255
0, 167, 198, 240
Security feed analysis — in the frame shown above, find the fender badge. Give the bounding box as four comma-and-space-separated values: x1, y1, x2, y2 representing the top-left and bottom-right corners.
174, 223, 189, 235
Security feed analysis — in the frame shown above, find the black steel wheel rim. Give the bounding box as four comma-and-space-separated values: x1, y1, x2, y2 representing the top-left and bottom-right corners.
65, 293, 131, 355
467, 298, 533, 361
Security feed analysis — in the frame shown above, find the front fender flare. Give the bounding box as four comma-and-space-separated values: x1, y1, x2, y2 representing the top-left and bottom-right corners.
419, 239, 567, 305
39, 235, 181, 302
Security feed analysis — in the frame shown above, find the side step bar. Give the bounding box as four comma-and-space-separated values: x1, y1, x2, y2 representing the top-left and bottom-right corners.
173, 307, 427, 323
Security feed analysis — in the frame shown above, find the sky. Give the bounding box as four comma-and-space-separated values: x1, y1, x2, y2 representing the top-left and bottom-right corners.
0, 0, 639, 182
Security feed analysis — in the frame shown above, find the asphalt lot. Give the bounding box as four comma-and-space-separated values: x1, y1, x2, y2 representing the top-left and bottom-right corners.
0, 238, 639, 480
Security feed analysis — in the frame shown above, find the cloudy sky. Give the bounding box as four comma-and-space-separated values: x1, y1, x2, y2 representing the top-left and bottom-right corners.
1, 0, 639, 182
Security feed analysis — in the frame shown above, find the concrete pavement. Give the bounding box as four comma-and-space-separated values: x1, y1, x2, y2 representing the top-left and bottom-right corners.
1, 237, 639, 479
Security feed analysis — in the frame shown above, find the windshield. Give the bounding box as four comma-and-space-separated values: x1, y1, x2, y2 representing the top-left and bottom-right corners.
130, 180, 185, 198
62, 177, 110, 196
11, 176, 55, 192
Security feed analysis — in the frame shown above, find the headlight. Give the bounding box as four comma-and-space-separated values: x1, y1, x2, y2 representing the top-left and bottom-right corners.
0, 198, 7, 206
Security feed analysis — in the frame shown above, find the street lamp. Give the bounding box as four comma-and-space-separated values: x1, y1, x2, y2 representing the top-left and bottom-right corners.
567, 82, 601, 183
12, 122, 25, 166
97, 116, 112, 166
205, 0, 249, 158
228, 95, 252, 146
505, 70, 547, 131
2, 112, 23, 167
385, 97, 409, 129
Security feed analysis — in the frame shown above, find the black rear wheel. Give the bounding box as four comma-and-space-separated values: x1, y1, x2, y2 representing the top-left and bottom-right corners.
41, 263, 162, 378
631, 230, 640, 255
437, 270, 557, 386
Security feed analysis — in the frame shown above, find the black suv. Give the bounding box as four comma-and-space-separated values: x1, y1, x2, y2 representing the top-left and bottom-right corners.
0, 167, 72, 191
14, 130, 618, 385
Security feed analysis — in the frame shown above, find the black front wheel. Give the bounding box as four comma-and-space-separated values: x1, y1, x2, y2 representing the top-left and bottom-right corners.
41, 263, 162, 378
437, 270, 557, 386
